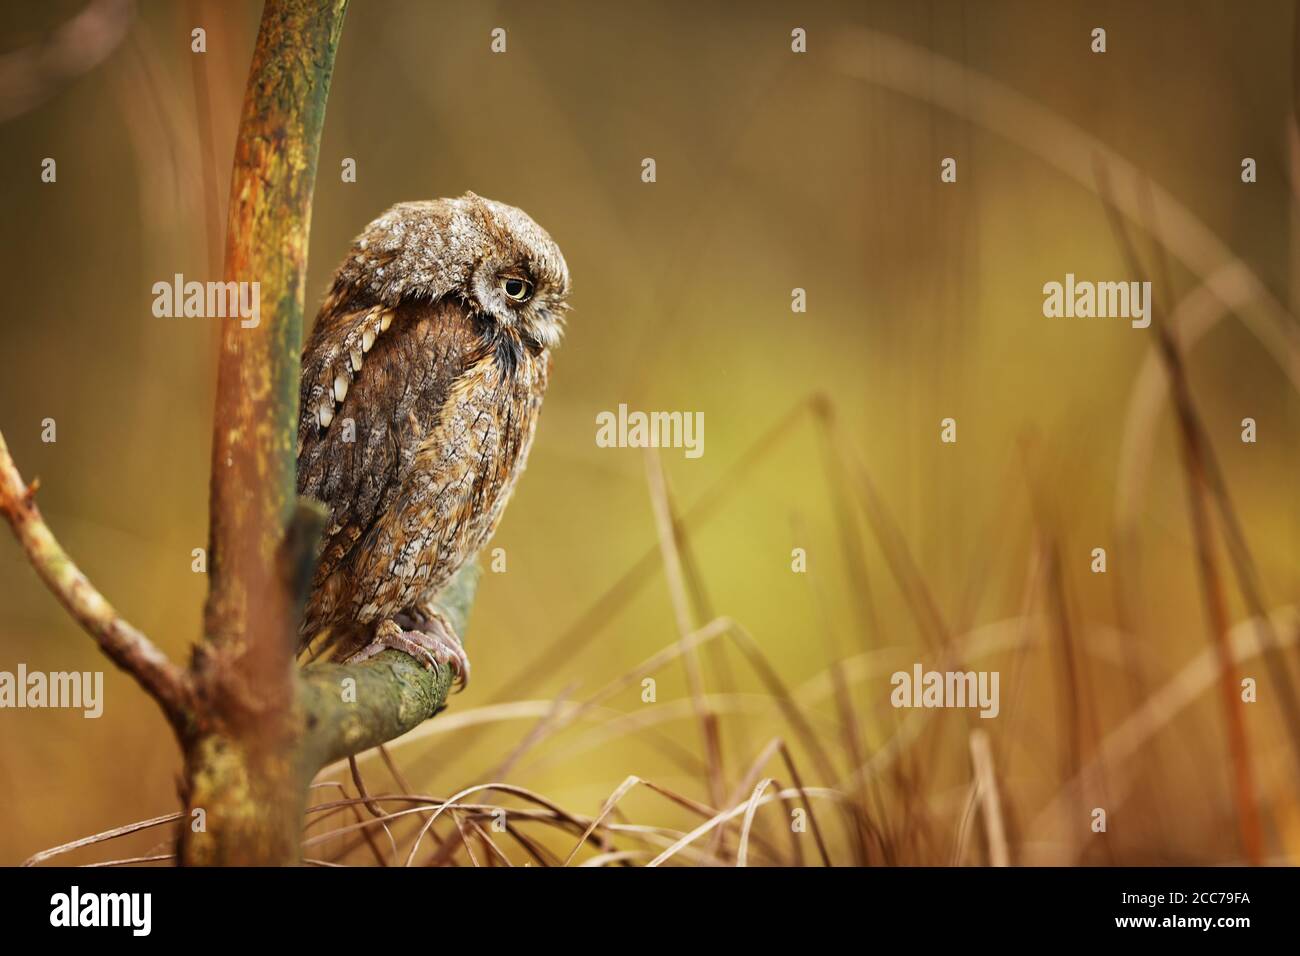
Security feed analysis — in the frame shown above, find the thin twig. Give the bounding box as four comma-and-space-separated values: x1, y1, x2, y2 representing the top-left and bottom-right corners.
0, 430, 191, 729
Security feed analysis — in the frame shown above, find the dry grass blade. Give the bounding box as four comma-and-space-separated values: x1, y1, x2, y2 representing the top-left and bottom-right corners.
1184, 400, 1300, 771
396, 782, 600, 867
448, 810, 480, 867
1036, 529, 1112, 863
968, 730, 1009, 866
811, 397, 881, 647
84, 854, 176, 867
503, 821, 560, 867
645, 449, 726, 809
378, 743, 414, 794
564, 774, 642, 866
720, 736, 833, 865
949, 781, 981, 867
737, 778, 777, 867
467, 818, 512, 867
834, 438, 951, 654
299, 784, 596, 862
717, 738, 783, 859
664, 450, 759, 794
484, 681, 581, 783
637, 778, 729, 819
799, 518, 875, 864
1115, 262, 1269, 536
580, 850, 654, 866
341, 765, 374, 813
23, 812, 181, 867
647, 786, 846, 867
778, 741, 834, 867
723, 621, 841, 785
308, 778, 390, 866
1095, 162, 1262, 865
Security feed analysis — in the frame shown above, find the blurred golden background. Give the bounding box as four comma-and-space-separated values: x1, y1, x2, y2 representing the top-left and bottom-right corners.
1, 0, 1297, 865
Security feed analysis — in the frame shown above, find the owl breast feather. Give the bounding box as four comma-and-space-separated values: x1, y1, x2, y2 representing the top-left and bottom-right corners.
295, 296, 549, 657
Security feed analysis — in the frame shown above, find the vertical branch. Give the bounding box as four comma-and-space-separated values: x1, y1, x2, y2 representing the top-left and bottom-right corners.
199, 0, 347, 726
181, 0, 348, 866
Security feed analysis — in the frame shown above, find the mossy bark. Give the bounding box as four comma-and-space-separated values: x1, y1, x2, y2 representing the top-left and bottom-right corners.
200, 0, 348, 711
179, 732, 306, 866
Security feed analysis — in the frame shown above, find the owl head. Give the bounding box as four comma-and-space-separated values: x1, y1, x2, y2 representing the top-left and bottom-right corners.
335, 192, 571, 349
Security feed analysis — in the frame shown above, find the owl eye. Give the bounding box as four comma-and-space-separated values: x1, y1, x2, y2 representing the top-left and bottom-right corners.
500, 276, 533, 303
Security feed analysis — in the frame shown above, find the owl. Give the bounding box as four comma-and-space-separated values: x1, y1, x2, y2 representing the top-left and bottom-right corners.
295, 192, 570, 686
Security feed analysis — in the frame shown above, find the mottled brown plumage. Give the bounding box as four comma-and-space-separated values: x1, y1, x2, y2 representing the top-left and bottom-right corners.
295, 194, 569, 679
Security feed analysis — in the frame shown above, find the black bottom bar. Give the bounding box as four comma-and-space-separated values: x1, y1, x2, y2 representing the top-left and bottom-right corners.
0, 865, 1284, 942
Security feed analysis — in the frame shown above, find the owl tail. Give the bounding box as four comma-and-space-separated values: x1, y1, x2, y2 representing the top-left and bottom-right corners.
297, 626, 341, 665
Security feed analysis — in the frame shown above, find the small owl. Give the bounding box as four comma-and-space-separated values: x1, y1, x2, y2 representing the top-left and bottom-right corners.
295, 193, 570, 685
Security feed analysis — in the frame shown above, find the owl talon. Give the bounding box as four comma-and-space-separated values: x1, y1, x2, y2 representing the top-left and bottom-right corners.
346, 617, 470, 691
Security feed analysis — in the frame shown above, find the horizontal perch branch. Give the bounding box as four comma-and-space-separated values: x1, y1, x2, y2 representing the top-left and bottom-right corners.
0, 429, 192, 728
297, 563, 479, 774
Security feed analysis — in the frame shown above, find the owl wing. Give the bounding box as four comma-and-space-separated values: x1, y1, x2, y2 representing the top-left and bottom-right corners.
296, 298, 479, 634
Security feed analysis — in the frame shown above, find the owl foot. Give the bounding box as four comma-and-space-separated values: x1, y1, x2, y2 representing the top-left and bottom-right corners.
346, 617, 470, 691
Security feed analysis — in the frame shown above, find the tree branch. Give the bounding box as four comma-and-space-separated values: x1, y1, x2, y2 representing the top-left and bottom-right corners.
198, 0, 348, 728
298, 563, 479, 772
178, 0, 349, 865
0, 430, 192, 729
297, 561, 478, 770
